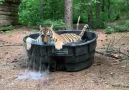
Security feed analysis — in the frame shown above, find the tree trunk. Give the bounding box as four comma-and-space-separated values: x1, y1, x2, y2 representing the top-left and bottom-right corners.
64, 0, 73, 29
102, 0, 105, 12
107, 0, 110, 20
96, 0, 101, 28
87, 9, 93, 28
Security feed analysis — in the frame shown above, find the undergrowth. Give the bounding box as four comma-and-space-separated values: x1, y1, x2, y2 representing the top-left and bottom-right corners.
41, 19, 65, 30
105, 20, 129, 34
0, 25, 15, 32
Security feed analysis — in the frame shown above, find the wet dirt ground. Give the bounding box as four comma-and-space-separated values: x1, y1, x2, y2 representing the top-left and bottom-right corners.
0, 27, 129, 90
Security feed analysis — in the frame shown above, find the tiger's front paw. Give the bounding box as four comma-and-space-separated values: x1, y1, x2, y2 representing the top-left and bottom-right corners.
55, 41, 64, 50
55, 44, 63, 50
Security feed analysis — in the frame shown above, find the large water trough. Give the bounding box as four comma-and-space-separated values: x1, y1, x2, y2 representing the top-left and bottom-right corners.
23, 30, 98, 72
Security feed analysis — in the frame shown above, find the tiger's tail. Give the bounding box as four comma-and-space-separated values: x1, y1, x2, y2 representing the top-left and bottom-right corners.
79, 24, 89, 38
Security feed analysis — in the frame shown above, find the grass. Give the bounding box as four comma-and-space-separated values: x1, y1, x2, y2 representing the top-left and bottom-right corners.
105, 26, 115, 34
32, 29, 39, 33
112, 84, 129, 88
0, 25, 16, 37
105, 20, 129, 34
0, 25, 15, 32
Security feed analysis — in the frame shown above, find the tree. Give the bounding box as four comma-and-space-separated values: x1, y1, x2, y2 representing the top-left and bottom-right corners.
96, 0, 101, 27
107, 0, 111, 19
64, 0, 73, 29
101, 0, 105, 12
87, 9, 93, 28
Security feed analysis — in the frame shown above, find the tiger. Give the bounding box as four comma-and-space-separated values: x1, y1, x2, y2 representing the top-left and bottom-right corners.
39, 24, 89, 50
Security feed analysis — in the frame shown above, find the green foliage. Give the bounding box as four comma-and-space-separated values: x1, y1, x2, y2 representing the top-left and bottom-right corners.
105, 26, 115, 34
112, 25, 128, 32
0, 0, 4, 4
117, 20, 129, 27
0, 0, 3, 2
42, 19, 65, 30
0, 25, 15, 32
18, 0, 129, 29
73, 1, 88, 24
19, 0, 43, 25
112, 84, 129, 88
105, 20, 129, 34
19, 0, 64, 26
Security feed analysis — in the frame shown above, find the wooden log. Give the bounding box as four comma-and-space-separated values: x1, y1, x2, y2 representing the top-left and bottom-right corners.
0, 9, 18, 13
0, 20, 19, 26
0, 11, 18, 15
5, 0, 21, 4
0, 20, 12, 26
0, 16, 19, 20
12, 20, 19, 24
0, 5, 19, 11
0, 11, 12, 15
0, 15, 12, 18
0, 7, 11, 11
0, 1, 21, 26
0, 17, 18, 20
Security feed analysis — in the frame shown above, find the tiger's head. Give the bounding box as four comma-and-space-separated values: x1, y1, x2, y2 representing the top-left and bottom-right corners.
39, 25, 54, 43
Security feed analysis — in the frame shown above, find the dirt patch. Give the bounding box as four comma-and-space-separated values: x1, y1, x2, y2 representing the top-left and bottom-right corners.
0, 27, 129, 90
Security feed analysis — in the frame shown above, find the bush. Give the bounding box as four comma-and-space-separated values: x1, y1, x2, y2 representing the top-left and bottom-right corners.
113, 25, 128, 32
105, 26, 115, 34
105, 20, 129, 34
42, 19, 65, 30
18, 0, 129, 29
0, 0, 4, 4
19, 0, 64, 26
0, 25, 15, 32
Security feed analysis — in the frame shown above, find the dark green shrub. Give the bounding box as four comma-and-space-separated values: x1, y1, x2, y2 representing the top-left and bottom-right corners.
0, 25, 15, 31
113, 25, 128, 32
105, 20, 129, 34
18, 0, 129, 29
105, 26, 115, 34
42, 19, 65, 30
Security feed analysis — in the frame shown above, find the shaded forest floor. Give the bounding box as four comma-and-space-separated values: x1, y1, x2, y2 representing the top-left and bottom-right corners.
0, 27, 129, 90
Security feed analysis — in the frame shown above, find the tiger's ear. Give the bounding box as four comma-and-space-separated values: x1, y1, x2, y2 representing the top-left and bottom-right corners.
39, 25, 42, 31
51, 24, 53, 30
50, 24, 54, 32
39, 25, 44, 35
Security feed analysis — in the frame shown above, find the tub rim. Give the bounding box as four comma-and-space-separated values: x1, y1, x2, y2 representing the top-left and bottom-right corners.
23, 30, 98, 47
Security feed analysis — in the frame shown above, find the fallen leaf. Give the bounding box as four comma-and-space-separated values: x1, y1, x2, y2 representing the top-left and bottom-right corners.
112, 54, 121, 59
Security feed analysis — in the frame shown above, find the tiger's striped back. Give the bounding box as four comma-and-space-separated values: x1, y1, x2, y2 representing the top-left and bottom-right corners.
59, 24, 89, 44
60, 33, 81, 43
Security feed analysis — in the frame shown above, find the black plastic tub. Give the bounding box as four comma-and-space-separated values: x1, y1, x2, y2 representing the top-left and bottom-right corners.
23, 30, 98, 72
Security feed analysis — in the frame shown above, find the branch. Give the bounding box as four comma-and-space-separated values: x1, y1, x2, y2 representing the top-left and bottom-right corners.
0, 44, 22, 47
95, 50, 129, 58
76, 16, 80, 30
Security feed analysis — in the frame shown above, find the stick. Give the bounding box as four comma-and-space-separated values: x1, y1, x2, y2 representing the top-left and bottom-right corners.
0, 44, 22, 47
76, 16, 80, 30
96, 50, 129, 58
